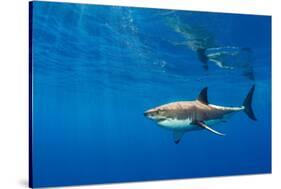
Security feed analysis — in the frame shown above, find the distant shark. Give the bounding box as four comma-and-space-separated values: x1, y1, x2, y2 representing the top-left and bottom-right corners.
166, 16, 255, 80
144, 85, 256, 144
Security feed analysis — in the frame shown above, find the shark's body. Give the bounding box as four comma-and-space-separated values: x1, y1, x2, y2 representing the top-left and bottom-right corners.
155, 101, 243, 130
144, 85, 256, 144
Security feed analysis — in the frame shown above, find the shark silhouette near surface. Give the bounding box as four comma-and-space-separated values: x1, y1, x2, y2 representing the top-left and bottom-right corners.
166, 17, 255, 80
144, 85, 256, 144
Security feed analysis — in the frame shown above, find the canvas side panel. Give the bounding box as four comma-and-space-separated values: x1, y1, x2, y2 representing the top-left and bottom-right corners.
28, 1, 33, 188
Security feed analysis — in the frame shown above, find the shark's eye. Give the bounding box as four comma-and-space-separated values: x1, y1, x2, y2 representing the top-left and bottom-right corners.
155, 110, 160, 114
157, 109, 163, 114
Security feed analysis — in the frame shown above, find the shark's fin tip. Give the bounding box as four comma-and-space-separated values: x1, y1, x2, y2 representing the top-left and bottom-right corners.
174, 140, 180, 144
173, 131, 185, 144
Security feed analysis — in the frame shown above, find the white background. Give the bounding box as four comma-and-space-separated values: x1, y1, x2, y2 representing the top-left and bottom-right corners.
0, 0, 279, 188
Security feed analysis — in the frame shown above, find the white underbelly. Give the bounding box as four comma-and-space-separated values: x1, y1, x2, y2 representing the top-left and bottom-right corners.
158, 118, 193, 130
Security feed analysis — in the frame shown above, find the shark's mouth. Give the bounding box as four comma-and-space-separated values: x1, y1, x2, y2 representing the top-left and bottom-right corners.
157, 118, 167, 122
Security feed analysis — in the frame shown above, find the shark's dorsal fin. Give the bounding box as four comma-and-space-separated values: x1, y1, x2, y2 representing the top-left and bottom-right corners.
173, 131, 185, 144
197, 87, 209, 105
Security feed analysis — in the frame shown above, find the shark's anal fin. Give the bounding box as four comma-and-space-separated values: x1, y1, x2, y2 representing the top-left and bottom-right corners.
196, 121, 225, 136
173, 131, 185, 144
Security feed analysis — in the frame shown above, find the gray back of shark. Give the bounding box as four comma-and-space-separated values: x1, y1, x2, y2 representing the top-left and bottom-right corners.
144, 85, 256, 144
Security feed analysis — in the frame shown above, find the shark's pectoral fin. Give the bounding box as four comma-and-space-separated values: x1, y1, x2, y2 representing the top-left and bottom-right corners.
209, 58, 234, 69
173, 131, 185, 144
173, 41, 188, 46
196, 121, 225, 136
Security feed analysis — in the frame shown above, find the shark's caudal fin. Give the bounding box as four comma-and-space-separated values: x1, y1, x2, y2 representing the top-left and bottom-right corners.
243, 85, 257, 121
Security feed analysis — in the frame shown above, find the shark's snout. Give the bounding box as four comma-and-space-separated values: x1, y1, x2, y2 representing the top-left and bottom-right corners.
144, 109, 154, 117
144, 111, 149, 117
144, 108, 167, 122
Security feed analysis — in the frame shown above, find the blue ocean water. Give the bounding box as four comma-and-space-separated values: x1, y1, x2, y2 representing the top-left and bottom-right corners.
30, 1, 271, 188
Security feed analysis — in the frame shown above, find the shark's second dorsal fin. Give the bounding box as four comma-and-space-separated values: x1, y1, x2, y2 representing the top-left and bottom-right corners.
197, 87, 209, 105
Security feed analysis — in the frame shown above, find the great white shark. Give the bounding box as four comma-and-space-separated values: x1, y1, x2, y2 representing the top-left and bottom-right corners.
144, 85, 256, 144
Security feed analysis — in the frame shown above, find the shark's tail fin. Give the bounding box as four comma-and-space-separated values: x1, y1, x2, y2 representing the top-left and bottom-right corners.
243, 85, 257, 121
